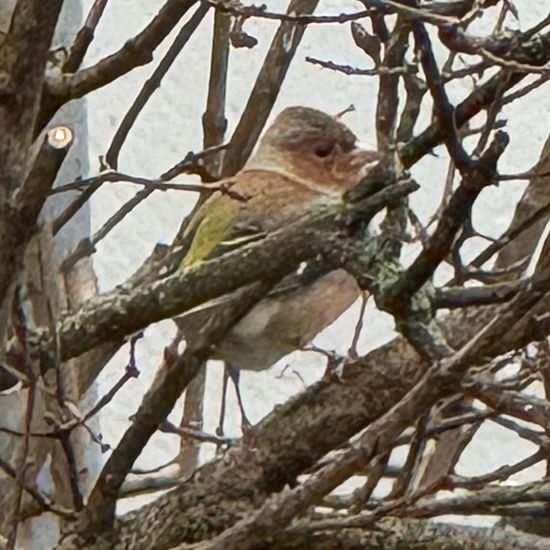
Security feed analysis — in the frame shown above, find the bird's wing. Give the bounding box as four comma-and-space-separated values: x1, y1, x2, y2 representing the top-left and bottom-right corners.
181, 195, 266, 269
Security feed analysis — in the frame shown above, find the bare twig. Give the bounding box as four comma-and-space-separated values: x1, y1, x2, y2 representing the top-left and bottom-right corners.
413, 21, 471, 173
202, 10, 230, 150
348, 292, 368, 358
52, 143, 228, 236
206, 0, 461, 26
7, 292, 37, 549
39, 0, 201, 129
63, 0, 109, 73
383, 133, 508, 312
448, 449, 547, 490
305, 56, 409, 77
160, 419, 236, 447
0, 457, 74, 520
51, 170, 235, 197
105, 2, 210, 169
221, 0, 320, 176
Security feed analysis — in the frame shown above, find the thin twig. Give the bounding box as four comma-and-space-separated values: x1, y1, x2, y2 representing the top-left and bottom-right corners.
52, 143, 228, 237
63, 0, 109, 72
160, 419, 237, 447
7, 292, 37, 550
105, 3, 210, 169
0, 457, 74, 520
412, 20, 472, 173
51, 171, 235, 197
348, 293, 368, 358
205, 0, 458, 26
305, 56, 409, 77
221, 0, 321, 176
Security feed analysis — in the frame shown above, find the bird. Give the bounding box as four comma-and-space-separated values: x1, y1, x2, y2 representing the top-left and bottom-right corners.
176, 106, 381, 431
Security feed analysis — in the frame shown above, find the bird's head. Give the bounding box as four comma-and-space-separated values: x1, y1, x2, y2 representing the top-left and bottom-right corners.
247, 106, 381, 193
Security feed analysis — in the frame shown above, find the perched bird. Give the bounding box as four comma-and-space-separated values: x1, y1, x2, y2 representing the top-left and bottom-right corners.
176, 106, 380, 428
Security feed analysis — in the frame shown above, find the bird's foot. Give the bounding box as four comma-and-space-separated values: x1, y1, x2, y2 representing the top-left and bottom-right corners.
305, 344, 356, 382
240, 417, 257, 445
322, 356, 346, 382
316, 349, 347, 382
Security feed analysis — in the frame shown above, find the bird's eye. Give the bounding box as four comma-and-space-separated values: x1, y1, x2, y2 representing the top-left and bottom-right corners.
314, 143, 334, 158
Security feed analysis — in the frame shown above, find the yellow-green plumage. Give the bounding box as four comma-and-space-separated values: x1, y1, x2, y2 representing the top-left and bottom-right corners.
181, 196, 243, 269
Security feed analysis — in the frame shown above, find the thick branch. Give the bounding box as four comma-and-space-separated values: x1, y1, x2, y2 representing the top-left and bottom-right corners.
0, 0, 63, 184
189, 270, 550, 549
55, 270, 550, 549
0, 0, 63, 309
267, 516, 550, 550
13, 126, 73, 225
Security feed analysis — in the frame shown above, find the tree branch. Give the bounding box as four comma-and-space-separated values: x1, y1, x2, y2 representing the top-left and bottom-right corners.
40, 0, 201, 127
221, 0, 320, 176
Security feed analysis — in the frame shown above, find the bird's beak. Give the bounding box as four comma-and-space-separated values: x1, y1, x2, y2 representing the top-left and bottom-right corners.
350, 142, 382, 177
